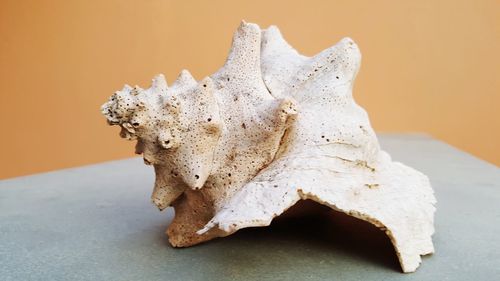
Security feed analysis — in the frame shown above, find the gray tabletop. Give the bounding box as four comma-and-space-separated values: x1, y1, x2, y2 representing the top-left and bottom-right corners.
1, 134, 499, 281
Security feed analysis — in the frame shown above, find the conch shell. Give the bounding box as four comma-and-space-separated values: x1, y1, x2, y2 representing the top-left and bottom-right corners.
101, 22, 435, 273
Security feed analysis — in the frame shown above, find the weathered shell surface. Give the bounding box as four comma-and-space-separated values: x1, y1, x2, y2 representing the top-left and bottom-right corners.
101, 22, 435, 273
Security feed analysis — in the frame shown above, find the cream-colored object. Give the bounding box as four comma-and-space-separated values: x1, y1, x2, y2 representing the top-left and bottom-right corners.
101, 22, 435, 273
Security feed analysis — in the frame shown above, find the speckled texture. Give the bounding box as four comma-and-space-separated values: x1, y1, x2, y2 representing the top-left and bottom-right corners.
101, 22, 436, 273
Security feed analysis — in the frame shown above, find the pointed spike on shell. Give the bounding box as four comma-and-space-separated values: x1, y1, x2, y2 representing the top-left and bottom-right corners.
261, 25, 300, 58
237, 20, 247, 31
338, 37, 361, 63
237, 19, 259, 32
151, 74, 168, 93
122, 84, 133, 91
305, 36, 361, 82
264, 25, 282, 38
223, 21, 262, 74
173, 69, 197, 87
337, 37, 360, 55
234, 21, 261, 44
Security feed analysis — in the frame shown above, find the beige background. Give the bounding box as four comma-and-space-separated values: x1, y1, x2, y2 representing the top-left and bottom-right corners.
1, 0, 498, 179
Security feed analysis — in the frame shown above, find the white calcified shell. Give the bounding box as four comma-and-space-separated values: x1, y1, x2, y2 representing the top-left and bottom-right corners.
101, 21, 435, 273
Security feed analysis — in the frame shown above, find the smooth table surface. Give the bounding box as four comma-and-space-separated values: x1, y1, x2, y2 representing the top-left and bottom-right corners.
1, 134, 499, 281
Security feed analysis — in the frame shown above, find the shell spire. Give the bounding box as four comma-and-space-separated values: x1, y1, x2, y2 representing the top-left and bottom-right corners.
171, 69, 197, 92
151, 74, 168, 93
221, 21, 262, 77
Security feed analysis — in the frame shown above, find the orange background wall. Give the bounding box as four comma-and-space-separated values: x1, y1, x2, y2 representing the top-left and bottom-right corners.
1, 0, 498, 179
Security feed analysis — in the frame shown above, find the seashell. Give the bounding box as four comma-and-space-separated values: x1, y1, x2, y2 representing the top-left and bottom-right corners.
101, 21, 435, 273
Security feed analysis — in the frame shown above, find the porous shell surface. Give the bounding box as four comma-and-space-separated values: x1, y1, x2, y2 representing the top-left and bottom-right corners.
101, 22, 436, 273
